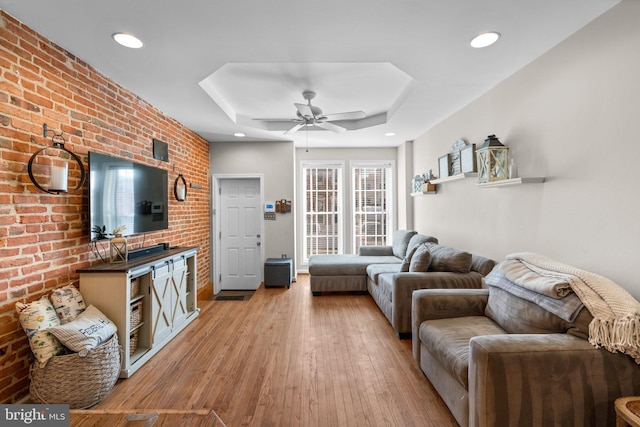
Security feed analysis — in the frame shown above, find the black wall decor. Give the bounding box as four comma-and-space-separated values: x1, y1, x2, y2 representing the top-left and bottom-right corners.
153, 138, 168, 162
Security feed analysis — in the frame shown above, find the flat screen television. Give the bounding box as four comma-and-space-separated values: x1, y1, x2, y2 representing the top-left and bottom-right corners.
89, 152, 168, 240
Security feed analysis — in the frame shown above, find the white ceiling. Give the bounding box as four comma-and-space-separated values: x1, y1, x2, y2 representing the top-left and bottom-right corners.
0, 0, 620, 148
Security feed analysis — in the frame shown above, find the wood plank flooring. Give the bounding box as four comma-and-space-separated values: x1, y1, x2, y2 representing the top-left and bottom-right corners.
94, 274, 458, 427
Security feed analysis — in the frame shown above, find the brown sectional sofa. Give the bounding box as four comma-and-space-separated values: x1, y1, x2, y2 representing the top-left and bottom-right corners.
412, 259, 640, 426
309, 230, 495, 338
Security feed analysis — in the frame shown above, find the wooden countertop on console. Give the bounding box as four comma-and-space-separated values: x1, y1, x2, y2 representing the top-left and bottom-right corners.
77, 246, 199, 273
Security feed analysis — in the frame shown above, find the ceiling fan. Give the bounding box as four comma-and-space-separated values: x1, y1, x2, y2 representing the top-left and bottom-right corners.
259, 91, 366, 135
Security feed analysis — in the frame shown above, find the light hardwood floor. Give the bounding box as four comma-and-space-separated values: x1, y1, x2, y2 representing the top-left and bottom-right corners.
94, 274, 458, 427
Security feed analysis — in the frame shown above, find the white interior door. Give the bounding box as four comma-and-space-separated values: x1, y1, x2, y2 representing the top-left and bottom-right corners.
219, 178, 262, 290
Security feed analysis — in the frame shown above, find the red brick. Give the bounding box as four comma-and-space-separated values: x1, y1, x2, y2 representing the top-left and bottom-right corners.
0, 9, 210, 403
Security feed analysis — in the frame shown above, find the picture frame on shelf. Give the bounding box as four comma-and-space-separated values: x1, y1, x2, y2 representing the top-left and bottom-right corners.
438, 154, 451, 179
460, 144, 477, 173
449, 139, 466, 176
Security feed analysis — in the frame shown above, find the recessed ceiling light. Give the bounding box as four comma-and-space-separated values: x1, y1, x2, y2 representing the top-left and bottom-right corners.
112, 33, 144, 49
234, 132, 246, 137
470, 32, 500, 48
384, 132, 396, 137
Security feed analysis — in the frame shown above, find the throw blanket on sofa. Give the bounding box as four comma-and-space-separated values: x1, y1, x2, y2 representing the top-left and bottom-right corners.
487, 266, 584, 322
506, 252, 640, 363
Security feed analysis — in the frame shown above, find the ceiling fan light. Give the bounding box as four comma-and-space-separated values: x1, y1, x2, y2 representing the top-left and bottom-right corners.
470, 32, 500, 48
112, 32, 144, 49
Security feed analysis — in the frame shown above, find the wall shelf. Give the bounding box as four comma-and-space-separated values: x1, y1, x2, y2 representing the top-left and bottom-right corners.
477, 177, 545, 188
430, 172, 477, 185
410, 190, 437, 196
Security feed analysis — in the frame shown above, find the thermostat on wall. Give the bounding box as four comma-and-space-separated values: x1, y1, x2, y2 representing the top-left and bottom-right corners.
264, 202, 275, 213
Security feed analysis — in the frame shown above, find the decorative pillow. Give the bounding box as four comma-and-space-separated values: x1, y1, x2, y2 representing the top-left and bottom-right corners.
48, 305, 117, 356
400, 243, 420, 272
426, 243, 472, 273
409, 243, 432, 272
16, 296, 64, 366
406, 234, 438, 257
392, 230, 417, 259
50, 284, 86, 324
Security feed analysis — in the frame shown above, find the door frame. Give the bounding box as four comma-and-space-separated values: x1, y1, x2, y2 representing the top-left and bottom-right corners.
211, 174, 265, 294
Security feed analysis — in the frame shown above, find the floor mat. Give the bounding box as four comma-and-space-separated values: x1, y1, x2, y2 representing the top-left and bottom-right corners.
210, 290, 255, 301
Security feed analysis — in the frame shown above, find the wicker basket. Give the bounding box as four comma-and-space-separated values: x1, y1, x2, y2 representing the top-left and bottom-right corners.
130, 278, 140, 298
30, 334, 121, 409
129, 329, 139, 356
130, 301, 143, 329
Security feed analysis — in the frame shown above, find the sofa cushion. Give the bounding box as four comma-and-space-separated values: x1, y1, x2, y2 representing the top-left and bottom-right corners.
392, 230, 417, 259
420, 316, 507, 388
309, 254, 400, 276
377, 273, 395, 302
426, 244, 472, 273
470, 255, 496, 276
484, 286, 593, 337
367, 263, 402, 284
409, 243, 432, 272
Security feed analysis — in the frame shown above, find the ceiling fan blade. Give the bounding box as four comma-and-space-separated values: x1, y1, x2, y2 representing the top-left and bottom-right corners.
253, 118, 298, 122
315, 121, 346, 133
284, 123, 305, 135
323, 111, 366, 121
295, 103, 313, 118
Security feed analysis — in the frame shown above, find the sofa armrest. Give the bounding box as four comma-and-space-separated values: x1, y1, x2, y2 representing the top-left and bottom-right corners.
411, 287, 489, 360
358, 245, 394, 256
469, 334, 640, 427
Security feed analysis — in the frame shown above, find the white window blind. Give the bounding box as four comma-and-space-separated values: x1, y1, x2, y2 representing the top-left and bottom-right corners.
301, 162, 343, 262
352, 162, 393, 254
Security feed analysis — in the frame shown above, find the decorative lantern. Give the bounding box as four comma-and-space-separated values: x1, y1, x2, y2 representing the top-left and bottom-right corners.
476, 134, 509, 183
174, 173, 187, 201
109, 226, 128, 263
28, 123, 86, 194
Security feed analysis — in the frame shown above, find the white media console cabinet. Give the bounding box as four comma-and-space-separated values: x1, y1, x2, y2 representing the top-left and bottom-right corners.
78, 247, 199, 378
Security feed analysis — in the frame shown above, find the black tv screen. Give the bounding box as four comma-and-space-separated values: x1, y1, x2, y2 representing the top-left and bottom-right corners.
89, 152, 168, 240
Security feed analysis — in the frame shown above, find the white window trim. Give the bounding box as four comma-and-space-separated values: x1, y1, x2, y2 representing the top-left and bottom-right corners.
300, 160, 345, 264
351, 160, 395, 253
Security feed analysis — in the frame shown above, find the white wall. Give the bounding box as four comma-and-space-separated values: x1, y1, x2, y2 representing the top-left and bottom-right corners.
412, 0, 640, 298
210, 141, 295, 280
397, 141, 413, 230
295, 147, 398, 271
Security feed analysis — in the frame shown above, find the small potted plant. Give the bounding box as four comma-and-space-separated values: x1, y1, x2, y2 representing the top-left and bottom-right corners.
91, 225, 111, 240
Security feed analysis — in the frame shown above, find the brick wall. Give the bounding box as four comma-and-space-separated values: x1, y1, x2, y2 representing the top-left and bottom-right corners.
0, 12, 211, 402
